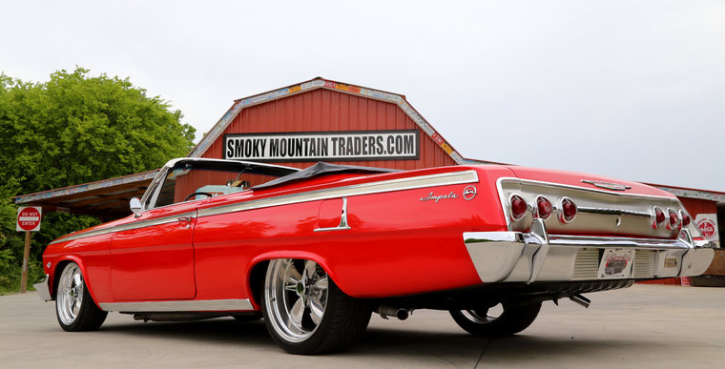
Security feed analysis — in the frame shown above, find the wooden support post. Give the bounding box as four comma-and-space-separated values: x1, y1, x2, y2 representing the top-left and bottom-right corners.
20, 231, 31, 294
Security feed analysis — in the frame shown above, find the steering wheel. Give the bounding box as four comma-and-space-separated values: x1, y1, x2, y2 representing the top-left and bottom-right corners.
183, 192, 214, 202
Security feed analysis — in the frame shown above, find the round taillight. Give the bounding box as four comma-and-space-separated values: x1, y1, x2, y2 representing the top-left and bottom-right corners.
680, 210, 691, 227
668, 209, 680, 229
653, 207, 665, 229
559, 198, 577, 223
510, 194, 528, 221
536, 196, 553, 220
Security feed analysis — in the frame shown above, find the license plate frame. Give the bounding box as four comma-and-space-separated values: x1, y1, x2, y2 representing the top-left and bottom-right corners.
598, 249, 634, 279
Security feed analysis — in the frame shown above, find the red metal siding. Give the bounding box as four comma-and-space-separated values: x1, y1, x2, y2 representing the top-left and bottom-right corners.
201, 89, 456, 170
679, 197, 718, 219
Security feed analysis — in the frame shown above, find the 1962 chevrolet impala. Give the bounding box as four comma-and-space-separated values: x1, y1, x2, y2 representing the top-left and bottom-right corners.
35, 158, 715, 354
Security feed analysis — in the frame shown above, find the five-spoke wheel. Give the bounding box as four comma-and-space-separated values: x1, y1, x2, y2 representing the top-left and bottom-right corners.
55, 262, 107, 331
261, 258, 371, 354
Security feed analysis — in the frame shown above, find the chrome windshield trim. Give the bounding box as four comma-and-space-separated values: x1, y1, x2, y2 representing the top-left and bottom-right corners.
50, 211, 197, 245
99, 299, 253, 312
197, 170, 479, 219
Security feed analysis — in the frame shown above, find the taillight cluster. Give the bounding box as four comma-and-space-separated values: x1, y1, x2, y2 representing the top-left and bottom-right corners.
508, 195, 578, 224
652, 207, 690, 230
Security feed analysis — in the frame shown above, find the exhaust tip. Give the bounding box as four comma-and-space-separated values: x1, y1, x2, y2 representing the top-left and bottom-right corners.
569, 294, 591, 308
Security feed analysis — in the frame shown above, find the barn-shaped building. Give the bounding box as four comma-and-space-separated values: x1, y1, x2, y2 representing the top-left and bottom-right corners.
14, 77, 725, 283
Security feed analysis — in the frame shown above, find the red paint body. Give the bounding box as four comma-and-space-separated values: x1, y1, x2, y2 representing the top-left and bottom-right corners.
42, 164, 677, 310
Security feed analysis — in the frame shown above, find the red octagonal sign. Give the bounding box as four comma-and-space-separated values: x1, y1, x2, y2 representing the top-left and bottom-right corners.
17, 206, 42, 232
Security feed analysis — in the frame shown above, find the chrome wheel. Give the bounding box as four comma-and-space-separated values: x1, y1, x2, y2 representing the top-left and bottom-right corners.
57, 263, 84, 325
264, 259, 329, 343
54, 262, 107, 332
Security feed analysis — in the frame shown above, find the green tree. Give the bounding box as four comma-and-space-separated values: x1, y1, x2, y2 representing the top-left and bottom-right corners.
0, 67, 196, 293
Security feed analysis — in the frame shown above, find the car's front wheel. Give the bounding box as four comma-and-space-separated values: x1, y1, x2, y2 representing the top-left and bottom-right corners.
449, 302, 542, 337
55, 262, 108, 332
261, 258, 371, 354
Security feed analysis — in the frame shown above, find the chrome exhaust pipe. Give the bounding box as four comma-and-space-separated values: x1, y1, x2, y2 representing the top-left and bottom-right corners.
375, 305, 410, 320
569, 294, 591, 308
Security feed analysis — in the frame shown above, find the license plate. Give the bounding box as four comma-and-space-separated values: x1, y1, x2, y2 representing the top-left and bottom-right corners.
598, 249, 634, 279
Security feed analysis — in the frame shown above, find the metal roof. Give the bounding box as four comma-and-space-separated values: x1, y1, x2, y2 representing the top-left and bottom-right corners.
13, 170, 158, 220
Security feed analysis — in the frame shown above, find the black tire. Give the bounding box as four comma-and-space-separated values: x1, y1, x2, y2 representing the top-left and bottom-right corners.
55, 262, 108, 332
232, 312, 263, 322
450, 302, 542, 337
261, 259, 371, 355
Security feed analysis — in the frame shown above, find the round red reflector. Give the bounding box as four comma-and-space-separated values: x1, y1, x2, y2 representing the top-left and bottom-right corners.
510, 195, 528, 221
680, 210, 691, 227
653, 207, 665, 229
668, 209, 680, 229
560, 198, 577, 223
537, 196, 552, 220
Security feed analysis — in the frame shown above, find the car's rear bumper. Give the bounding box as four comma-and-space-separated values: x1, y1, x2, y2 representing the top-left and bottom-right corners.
34, 275, 52, 301
464, 220, 715, 284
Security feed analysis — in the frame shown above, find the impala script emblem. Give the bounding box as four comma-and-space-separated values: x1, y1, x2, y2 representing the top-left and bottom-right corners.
420, 191, 459, 203
421, 186, 477, 203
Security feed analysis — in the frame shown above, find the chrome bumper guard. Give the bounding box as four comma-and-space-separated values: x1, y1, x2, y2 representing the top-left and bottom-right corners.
34, 275, 52, 301
464, 219, 715, 284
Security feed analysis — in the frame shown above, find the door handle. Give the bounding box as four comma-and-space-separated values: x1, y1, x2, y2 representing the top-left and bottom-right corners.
178, 216, 192, 229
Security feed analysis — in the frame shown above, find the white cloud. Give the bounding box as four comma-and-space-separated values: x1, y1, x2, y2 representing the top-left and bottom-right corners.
2, 0, 724, 191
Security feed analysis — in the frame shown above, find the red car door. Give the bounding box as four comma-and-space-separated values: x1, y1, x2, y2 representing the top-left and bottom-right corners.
110, 201, 198, 301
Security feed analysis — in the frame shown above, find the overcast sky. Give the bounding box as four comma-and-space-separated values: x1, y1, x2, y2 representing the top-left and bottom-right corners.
2, 0, 724, 192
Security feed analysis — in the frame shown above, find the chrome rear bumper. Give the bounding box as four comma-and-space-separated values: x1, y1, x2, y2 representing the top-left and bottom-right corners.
464, 220, 715, 284
34, 275, 52, 301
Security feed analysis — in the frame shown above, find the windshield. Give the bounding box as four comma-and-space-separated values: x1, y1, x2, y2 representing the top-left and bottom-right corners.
146, 159, 298, 210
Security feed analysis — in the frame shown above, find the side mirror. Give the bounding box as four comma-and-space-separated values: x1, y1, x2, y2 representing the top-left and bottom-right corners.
130, 197, 142, 214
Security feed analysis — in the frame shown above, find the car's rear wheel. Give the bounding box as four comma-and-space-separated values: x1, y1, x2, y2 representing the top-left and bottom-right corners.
449, 302, 541, 337
261, 258, 371, 354
56, 262, 108, 332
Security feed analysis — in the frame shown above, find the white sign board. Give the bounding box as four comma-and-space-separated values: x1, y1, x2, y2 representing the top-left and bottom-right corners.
224, 130, 419, 162
17, 206, 42, 232
695, 213, 719, 247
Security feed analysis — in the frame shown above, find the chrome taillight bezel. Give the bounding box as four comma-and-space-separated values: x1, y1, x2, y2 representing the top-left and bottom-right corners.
652, 206, 666, 229
558, 197, 577, 223
536, 196, 553, 220
509, 194, 528, 222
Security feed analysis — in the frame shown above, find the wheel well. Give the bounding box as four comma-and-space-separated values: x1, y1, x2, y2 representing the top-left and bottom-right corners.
248, 261, 269, 309
52, 260, 73, 300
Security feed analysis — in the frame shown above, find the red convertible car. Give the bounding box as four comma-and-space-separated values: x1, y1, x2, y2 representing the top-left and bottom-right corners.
35, 158, 715, 354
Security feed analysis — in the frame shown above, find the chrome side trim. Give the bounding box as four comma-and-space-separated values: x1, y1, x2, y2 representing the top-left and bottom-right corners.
51, 170, 478, 244
50, 211, 197, 245
33, 275, 52, 301
314, 197, 352, 232
197, 170, 479, 219
99, 299, 254, 312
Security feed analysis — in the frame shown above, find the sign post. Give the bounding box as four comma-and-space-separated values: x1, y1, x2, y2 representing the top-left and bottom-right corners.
17, 206, 42, 294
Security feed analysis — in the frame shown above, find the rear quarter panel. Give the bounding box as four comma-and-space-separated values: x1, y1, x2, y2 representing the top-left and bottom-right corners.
192, 165, 515, 301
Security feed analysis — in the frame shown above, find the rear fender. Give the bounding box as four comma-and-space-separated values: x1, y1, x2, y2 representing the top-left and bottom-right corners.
247, 251, 337, 309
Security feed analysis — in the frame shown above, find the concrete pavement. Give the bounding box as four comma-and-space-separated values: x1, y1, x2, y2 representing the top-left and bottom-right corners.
1, 284, 724, 368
